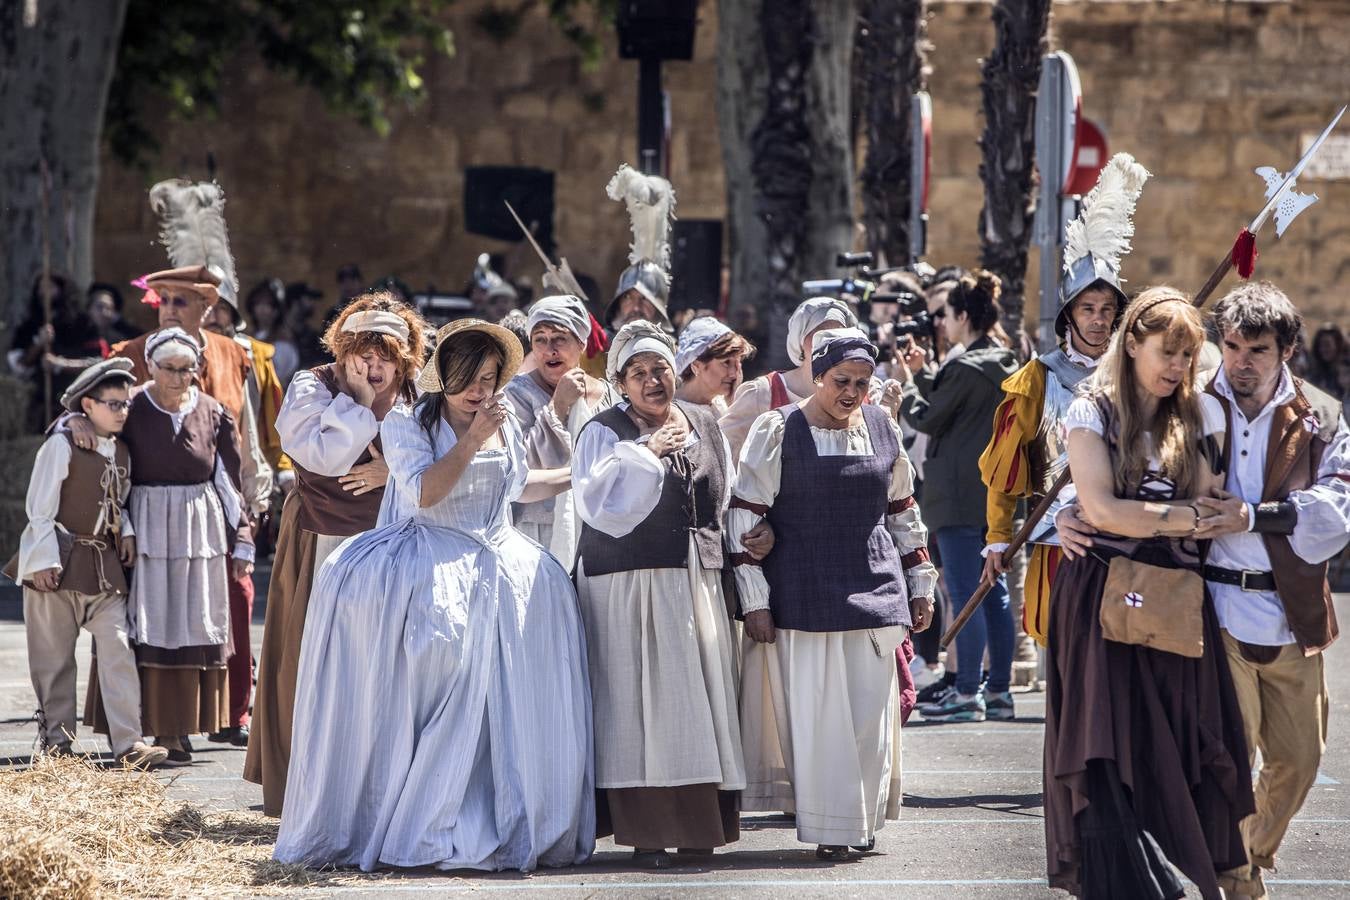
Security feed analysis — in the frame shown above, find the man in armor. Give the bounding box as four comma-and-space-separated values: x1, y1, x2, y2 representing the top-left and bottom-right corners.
976, 154, 1150, 644
604, 164, 675, 334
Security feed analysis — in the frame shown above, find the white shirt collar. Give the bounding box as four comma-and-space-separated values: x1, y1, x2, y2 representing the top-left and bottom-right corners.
1213, 364, 1296, 421
1063, 335, 1102, 370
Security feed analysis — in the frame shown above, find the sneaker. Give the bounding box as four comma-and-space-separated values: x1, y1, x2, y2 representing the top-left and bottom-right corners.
984, 690, 1016, 721
920, 690, 986, 723
916, 672, 956, 706
917, 684, 957, 715
117, 742, 170, 770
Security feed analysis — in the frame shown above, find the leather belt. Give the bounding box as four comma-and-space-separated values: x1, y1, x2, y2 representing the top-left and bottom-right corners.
1202, 564, 1277, 592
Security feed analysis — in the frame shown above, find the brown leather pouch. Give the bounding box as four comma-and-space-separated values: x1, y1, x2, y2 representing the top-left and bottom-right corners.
1099, 555, 1205, 658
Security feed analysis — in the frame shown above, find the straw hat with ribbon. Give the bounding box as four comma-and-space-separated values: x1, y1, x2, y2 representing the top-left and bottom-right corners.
416, 318, 524, 394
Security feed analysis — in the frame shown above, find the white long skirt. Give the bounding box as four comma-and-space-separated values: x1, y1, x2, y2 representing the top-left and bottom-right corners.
577, 539, 746, 791
740, 625, 906, 846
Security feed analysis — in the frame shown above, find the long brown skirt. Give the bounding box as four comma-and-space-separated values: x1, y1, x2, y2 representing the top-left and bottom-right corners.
242, 492, 322, 816
85, 662, 229, 737
1043, 542, 1254, 900
596, 784, 740, 850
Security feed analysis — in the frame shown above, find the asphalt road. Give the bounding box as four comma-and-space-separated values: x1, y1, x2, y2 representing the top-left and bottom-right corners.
2, 597, 1348, 899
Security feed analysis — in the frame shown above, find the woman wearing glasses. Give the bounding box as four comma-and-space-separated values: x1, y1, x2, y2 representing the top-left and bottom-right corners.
85, 326, 252, 765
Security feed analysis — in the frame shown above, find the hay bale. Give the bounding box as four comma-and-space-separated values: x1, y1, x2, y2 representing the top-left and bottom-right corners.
0, 827, 99, 900
0, 754, 364, 897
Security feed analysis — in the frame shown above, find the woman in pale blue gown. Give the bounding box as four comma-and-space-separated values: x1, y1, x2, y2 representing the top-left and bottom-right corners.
274, 319, 594, 873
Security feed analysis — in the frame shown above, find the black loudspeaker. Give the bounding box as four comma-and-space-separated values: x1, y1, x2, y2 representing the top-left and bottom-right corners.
668, 219, 723, 315
463, 166, 555, 254
616, 0, 697, 61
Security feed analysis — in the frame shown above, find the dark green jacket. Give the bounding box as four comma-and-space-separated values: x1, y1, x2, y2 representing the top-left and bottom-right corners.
899, 336, 1020, 533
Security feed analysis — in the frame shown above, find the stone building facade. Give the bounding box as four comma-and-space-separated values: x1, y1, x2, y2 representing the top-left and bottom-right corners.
93, 0, 1350, 331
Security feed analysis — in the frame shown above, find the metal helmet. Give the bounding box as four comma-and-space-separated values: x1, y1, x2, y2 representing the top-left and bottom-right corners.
1056, 153, 1150, 339
1054, 254, 1126, 338
607, 260, 672, 331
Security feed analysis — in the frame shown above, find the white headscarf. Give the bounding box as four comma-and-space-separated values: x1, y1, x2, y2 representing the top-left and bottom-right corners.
675, 316, 732, 375
526, 294, 590, 344
606, 320, 677, 383
787, 297, 858, 366
145, 326, 202, 366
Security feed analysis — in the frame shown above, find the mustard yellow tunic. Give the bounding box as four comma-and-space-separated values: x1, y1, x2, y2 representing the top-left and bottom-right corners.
977, 359, 1063, 645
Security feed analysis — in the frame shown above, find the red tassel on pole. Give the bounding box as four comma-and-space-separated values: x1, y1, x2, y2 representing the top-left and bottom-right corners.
585, 313, 610, 358
1230, 229, 1259, 279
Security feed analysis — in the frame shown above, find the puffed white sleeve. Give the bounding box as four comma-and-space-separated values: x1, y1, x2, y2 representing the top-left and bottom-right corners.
505, 414, 530, 504
1289, 414, 1350, 564
17, 435, 72, 581
275, 369, 379, 476
726, 410, 785, 614
882, 415, 938, 601
379, 406, 438, 508
573, 419, 666, 538
1064, 395, 1105, 436
719, 376, 772, 464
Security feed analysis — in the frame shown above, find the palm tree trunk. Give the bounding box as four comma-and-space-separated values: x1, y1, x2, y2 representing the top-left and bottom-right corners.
977, 0, 1051, 352
719, 0, 857, 370
858, 0, 929, 267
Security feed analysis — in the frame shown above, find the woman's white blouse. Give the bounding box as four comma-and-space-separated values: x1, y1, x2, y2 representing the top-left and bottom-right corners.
275, 368, 380, 477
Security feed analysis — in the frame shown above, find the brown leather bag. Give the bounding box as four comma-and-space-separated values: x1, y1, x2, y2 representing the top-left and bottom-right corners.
1099, 556, 1205, 658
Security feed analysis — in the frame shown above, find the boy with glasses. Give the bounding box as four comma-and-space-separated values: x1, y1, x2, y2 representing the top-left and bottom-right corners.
5, 358, 167, 768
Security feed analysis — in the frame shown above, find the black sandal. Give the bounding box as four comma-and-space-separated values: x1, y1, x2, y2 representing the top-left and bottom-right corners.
816, 845, 853, 861
850, 837, 877, 853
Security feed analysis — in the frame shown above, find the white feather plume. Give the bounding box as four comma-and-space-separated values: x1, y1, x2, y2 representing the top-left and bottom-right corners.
606, 164, 676, 270
1062, 153, 1151, 277
148, 179, 238, 301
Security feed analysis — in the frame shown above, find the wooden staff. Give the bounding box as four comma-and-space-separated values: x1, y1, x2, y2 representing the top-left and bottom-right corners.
38, 156, 55, 423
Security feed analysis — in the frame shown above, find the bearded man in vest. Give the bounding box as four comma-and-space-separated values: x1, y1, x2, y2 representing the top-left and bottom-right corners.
1192, 282, 1347, 900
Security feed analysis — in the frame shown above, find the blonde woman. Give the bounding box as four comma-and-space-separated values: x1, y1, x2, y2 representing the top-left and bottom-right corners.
1043, 289, 1254, 900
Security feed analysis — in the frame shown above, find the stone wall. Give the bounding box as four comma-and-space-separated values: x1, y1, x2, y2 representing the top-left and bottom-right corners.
94, 0, 1350, 332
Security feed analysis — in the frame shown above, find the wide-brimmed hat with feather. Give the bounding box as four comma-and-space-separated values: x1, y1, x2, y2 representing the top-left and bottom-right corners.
147, 179, 239, 308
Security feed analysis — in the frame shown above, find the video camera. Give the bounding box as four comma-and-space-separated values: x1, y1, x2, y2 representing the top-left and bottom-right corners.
800, 253, 936, 347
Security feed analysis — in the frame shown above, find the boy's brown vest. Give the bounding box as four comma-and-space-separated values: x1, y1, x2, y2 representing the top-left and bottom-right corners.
1207, 377, 1341, 655
4, 434, 130, 595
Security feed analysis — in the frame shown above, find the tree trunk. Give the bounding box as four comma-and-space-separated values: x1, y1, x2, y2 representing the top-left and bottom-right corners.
977, 0, 1050, 353
718, 0, 857, 370
1, 0, 128, 337
858, 0, 928, 267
